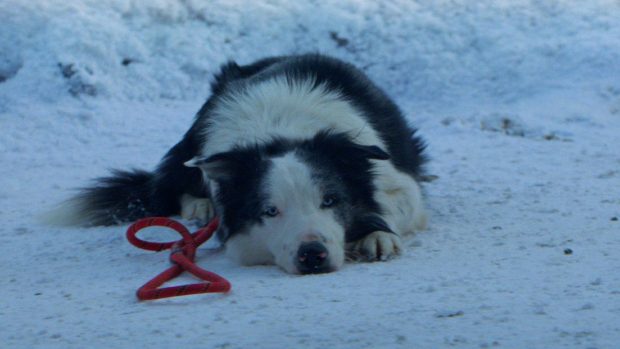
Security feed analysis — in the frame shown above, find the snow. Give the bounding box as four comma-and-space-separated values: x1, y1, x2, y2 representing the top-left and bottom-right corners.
1, 0, 619, 348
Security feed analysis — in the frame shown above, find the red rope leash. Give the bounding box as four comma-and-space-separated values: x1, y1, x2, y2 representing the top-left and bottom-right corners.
126, 217, 231, 300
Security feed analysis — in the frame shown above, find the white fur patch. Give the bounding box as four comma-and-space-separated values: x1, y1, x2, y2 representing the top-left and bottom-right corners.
39, 195, 110, 227
39, 197, 88, 227
373, 162, 427, 235
202, 77, 386, 158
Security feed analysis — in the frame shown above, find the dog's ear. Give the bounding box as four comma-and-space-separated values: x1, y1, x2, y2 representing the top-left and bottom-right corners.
185, 152, 239, 182
310, 131, 391, 162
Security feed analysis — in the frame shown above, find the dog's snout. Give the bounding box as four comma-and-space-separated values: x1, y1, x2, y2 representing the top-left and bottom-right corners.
296, 241, 330, 274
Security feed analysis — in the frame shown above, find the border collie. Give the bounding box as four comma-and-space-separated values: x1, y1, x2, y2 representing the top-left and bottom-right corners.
57, 54, 427, 274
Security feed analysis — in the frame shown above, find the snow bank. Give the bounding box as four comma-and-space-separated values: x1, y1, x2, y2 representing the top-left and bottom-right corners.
2, 0, 619, 107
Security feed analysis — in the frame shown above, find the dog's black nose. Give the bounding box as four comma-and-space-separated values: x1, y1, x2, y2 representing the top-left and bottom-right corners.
296, 241, 330, 274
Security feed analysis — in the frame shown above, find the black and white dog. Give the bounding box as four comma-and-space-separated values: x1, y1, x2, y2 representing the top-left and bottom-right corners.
59, 54, 427, 274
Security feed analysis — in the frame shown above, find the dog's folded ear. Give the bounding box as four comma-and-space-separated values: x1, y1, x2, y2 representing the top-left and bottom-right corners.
308, 130, 390, 162
185, 152, 240, 182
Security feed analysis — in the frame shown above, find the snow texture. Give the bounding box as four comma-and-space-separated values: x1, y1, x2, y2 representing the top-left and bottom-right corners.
1, 1, 620, 348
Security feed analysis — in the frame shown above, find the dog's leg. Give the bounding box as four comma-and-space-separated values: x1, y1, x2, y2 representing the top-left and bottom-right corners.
347, 231, 403, 261
180, 193, 214, 223
374, 163, 427, 236
346, 164, 425, 261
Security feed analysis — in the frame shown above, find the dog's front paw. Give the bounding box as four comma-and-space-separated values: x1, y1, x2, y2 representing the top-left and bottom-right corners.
349, 231, 403, 262
180, 194, 214, 223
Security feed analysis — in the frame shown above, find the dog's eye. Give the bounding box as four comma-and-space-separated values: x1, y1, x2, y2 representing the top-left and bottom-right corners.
321, 194, 338, 208
262, 206, 280, 217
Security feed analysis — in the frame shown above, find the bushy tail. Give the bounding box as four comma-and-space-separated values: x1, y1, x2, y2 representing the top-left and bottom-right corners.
44, 131, 207, 227
44, 169, 165, 226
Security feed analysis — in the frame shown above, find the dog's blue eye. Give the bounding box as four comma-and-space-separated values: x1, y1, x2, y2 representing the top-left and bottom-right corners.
262, 206, 280, 217
321, 195, 338, 208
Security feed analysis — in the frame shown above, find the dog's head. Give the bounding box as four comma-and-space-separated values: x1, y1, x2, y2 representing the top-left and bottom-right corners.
187, 131, 391, 274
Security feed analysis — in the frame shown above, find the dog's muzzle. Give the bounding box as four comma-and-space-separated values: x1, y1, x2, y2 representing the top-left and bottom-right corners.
296, 241, 331, 274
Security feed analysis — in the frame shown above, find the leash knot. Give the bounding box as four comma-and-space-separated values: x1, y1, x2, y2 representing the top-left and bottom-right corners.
170, 240, 194, 263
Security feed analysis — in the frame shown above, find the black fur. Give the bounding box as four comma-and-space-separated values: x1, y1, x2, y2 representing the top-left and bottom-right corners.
198, 146, 271, 241
72, 169, 153, 225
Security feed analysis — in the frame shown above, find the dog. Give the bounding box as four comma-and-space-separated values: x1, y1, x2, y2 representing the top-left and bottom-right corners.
56, 54, 428, 274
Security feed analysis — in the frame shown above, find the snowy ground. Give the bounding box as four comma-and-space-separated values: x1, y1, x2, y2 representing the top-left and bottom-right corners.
1, 1, 619, 348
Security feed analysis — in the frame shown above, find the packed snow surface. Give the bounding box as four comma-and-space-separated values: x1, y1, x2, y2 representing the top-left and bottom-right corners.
1, 1, 619, 348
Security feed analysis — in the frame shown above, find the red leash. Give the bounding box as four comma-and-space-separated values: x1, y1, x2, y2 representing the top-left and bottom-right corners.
126, 217, 231, 300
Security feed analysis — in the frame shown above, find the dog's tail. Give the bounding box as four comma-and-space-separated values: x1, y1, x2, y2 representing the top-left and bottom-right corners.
43, 129, 208, 227
42, 169, 169, 226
